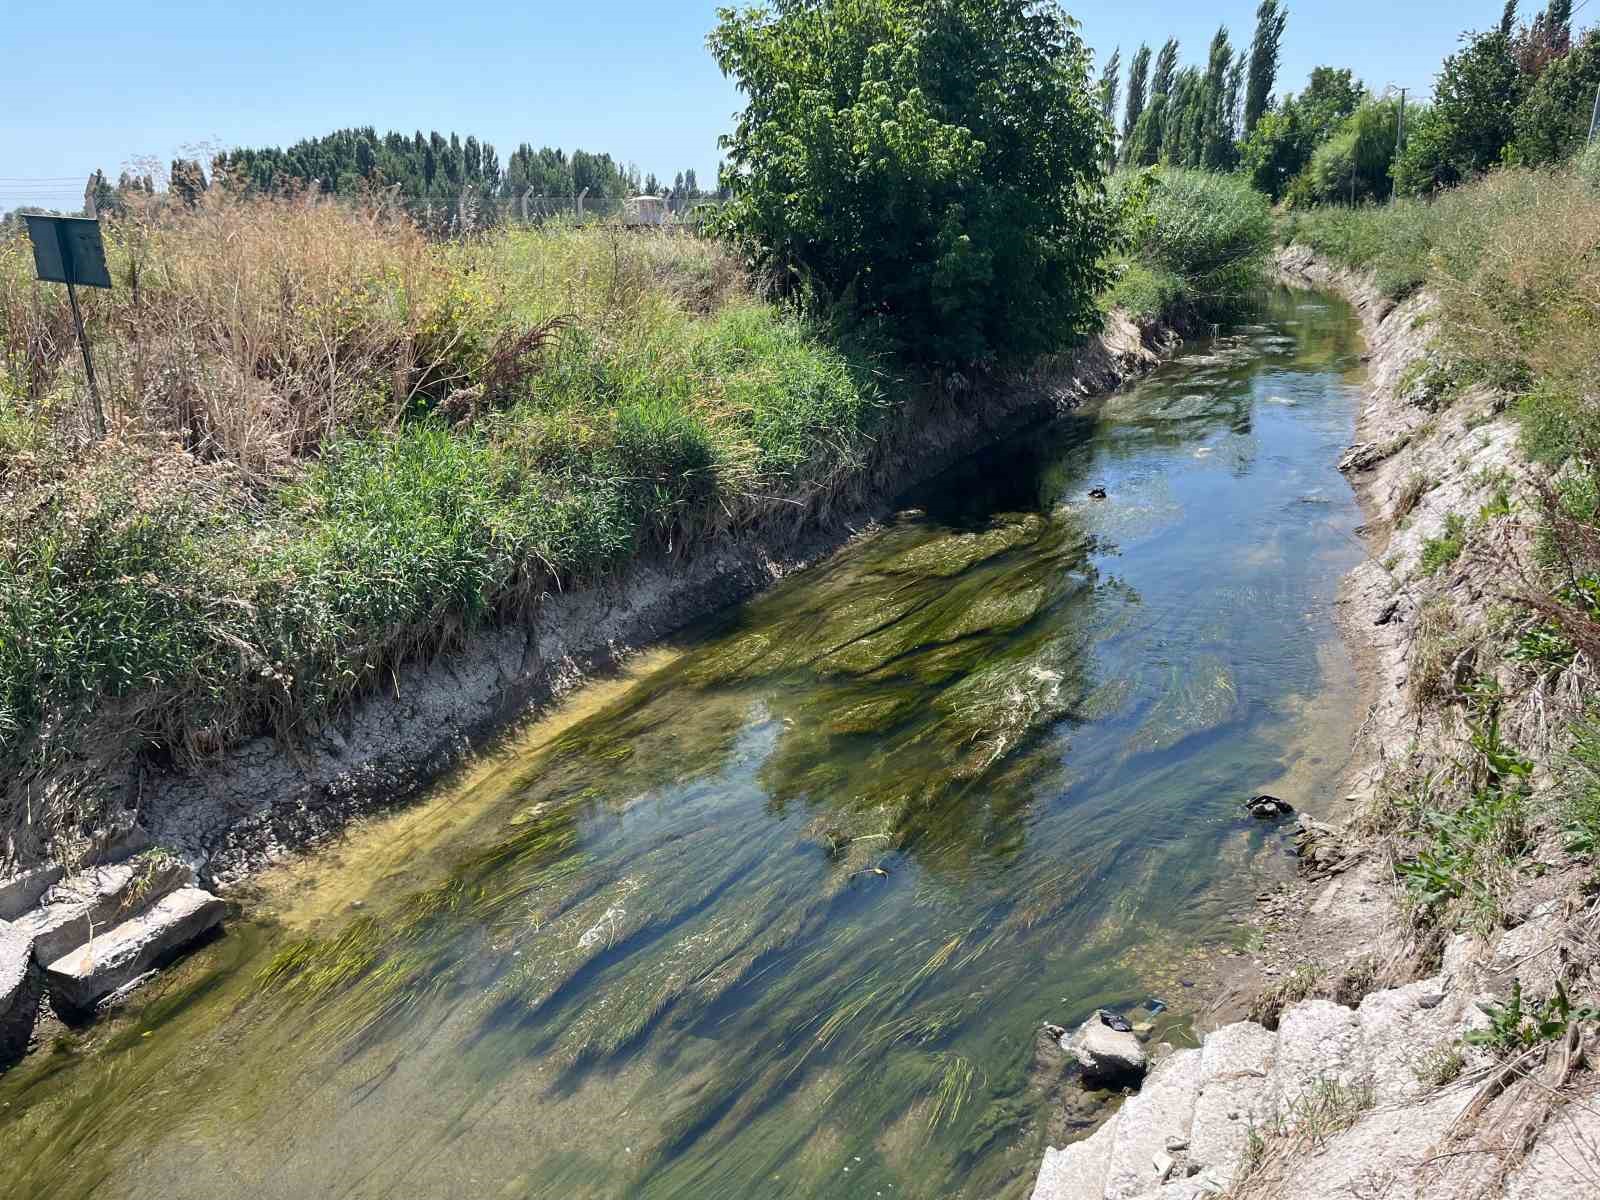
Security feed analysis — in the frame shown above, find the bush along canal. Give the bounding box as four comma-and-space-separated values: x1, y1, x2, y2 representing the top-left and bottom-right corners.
0, 289, 1369, 1199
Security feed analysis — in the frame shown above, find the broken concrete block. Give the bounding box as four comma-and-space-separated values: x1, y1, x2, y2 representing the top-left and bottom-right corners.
43, 887, 227, 1011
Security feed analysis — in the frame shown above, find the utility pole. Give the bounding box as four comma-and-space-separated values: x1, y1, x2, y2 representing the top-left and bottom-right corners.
1396, 88, 1408, 158
1588, 81, 1600, 144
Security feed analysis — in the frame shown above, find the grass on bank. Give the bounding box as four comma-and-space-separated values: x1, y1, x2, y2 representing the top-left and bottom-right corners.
1284, 160, 1600, 944
0, 197, 892, 860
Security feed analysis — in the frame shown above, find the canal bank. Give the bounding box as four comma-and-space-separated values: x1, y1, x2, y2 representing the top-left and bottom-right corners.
1029, 250, 1600, 1200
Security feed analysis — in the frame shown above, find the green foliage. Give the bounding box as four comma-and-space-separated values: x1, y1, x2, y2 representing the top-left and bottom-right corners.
1303, 101, 1403, 204
0, 216, 887, 850
709, 0, 1116, 367
1580, 139, 1600, 190
1398, 716, 1531, 932
1241, 67, 1367, 201
1104, 259, 1183, 322
1509, 621, 1578, 669
1420, 512, 1468, 575
1561, 708, 1600, 855
1514, 31, 1600, 164
1122, 44, 1152, 150
1393, 23, 1523, 194
1517, 380, 1588, 466
1466, 979, 1600, 1051
1125, 38, 1181, 168
214, 128, 650, 218
1112, 168, 1272, 321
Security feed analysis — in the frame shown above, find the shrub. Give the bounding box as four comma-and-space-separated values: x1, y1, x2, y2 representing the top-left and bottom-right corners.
1303, 101, 1402, 205
708, 0, 1116, 366
1114, 168, 1272, 321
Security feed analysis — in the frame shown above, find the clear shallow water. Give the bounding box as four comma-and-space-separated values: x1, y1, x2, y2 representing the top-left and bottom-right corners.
0, 290, 1367, 1200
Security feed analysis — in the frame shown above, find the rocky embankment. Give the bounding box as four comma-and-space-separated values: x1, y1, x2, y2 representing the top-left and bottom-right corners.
0, 313, 1175, 1064
1029, 249, 1600, 1200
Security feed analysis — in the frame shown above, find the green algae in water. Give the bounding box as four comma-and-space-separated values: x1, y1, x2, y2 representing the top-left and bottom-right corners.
0, 291, 1371, 1200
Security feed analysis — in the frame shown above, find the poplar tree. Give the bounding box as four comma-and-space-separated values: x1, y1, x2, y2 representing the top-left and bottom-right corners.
1201, 25, 1236, 169
1122, 44, 1152, 161
1128, 38, 1179, 166
1099, 47, 1122, 167
1245, 0, 1288, 133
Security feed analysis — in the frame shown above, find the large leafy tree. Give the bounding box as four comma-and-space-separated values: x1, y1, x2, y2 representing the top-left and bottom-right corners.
1239, 65, 1365, 200
1393, 21, 1524, 193
1514, 29, 1600, 163
709, 0, 1116, 366
1245, 0, 1288, 134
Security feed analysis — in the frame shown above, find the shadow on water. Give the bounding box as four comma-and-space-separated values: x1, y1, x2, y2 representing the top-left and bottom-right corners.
0, 290, 1369, 1200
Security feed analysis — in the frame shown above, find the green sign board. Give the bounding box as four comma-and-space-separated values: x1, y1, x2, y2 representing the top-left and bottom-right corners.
24, 214, 112, 289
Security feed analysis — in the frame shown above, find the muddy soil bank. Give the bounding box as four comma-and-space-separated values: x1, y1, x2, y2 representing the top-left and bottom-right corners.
100, 314, 1175, 890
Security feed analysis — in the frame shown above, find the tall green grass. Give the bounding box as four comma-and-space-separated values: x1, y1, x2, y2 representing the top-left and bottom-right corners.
1107, 169, 1274, 323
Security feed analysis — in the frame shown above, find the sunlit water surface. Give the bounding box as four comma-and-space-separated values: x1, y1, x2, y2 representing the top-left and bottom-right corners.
0, 290, 1368, 1200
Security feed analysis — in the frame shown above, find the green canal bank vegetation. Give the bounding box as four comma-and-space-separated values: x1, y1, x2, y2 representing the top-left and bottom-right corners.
0, 0, 1275, 869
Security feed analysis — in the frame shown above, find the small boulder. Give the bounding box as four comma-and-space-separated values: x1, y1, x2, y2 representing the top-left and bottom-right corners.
1338, 441, 1387, 473
1245, 794, 1294, 819
1061, 1009, 1147, 1088
1293, 815, 1344, 876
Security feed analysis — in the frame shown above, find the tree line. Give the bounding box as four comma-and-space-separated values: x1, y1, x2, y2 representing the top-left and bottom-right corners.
1098, 0, 1599, 207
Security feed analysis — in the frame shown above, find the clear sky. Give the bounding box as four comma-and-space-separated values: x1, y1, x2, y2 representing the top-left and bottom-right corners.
0, 0, 1510, 210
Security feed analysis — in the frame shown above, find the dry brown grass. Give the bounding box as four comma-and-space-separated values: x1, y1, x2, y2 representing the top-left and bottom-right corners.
1, 192, 499, 481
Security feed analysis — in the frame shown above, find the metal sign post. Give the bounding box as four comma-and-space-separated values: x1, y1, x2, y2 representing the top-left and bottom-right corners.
23, 214, 112, 439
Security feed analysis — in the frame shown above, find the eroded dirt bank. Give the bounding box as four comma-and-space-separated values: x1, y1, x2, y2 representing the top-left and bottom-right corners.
1030, 249, 1600, 1200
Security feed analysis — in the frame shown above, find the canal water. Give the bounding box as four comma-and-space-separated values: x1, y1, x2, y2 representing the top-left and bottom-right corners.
0, 289, 1368, 1199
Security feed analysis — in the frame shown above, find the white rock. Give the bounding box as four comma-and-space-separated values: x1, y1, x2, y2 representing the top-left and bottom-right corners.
44, 887, 226, 1010
1190, 1022, 1277, 1186
0, 864, 64, 921
1031, 1115, 1119, 1200
1064, 1012, 1148, 1087
1355, 976, 1480, 1104
1501, 1090, 1600, 1199
0, 920, 40, 1060
14, 859, 194, 966
1274, 999, 1364, 1111
1104, 1049, 1203, 1199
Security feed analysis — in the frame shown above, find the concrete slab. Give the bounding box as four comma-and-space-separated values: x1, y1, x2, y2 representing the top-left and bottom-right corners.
1032, 1114, 1119, 1200
0, 864, 64, 921
43, 887, 226, 1011
14, 859, 194, 967
1104, 1049, 1203, 1200
0, 920, 40, 1062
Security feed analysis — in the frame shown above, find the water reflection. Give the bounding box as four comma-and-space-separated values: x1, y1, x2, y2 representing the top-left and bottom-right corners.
0, 290, 1367, 1200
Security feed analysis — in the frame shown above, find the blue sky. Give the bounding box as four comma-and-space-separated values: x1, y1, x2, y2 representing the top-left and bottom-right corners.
0, 0, 1508, 209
